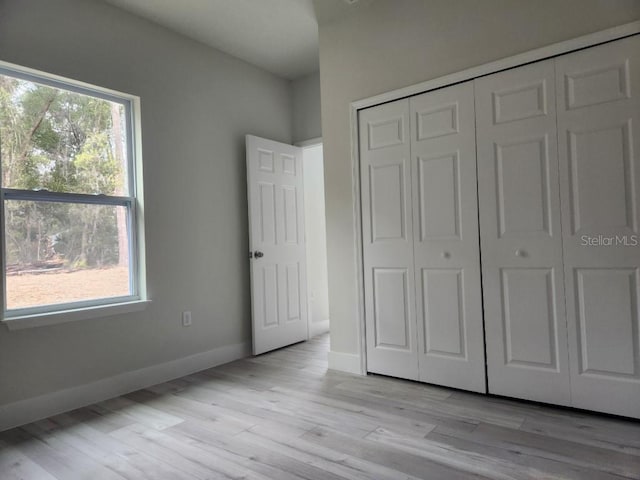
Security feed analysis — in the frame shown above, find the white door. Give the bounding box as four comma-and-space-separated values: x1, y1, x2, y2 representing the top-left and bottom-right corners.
556, 35, 640, 418
476, 60, 571, 405
246, 135, 308, 355
410, 82, 486, 393
359, 99, 419, 380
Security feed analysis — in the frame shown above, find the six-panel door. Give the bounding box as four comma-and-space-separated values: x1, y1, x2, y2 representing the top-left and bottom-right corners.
475, 60, 571, 405
411, 82, 486, 393
556, 35, 640, 418
359, 99, 419, 380
246, 135, 309, 355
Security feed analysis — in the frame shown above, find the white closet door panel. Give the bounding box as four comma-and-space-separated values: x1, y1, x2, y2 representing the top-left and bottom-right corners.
411, 82, 486, 393
476, 60, 571, 405
360, 99, 419, 380
556, 35, 640, 418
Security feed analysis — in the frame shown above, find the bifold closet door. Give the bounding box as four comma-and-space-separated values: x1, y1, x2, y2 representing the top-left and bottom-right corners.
410, 82, 486, 393
359, 99, 419, 380
556, 35, 640, 418
475, 60, 572, 405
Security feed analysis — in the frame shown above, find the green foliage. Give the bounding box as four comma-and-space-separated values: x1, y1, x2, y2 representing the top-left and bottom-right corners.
1, 74, 127, 269
75, 132, 119, 194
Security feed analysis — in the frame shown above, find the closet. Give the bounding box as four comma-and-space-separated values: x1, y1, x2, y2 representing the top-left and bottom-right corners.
360, 82, 486, 393
359, 34, 640, 418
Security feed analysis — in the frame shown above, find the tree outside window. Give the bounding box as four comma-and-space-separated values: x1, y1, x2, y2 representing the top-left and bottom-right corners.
0, 68, 142, 316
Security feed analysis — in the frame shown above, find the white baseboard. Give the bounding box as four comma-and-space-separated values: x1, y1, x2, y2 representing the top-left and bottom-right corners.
0, 341, 250, 432
328, 350, 364, 375
309, 319, 330, 338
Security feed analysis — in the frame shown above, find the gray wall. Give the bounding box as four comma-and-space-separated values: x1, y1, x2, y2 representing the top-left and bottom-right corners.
318, 0, 640, 357
0, 0, 292, 405
292, 71, 322, 143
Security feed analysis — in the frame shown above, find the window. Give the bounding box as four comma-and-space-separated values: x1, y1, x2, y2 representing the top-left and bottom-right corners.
0, 62, 145, 321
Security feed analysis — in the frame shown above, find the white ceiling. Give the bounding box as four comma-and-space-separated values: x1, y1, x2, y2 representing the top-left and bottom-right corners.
103, 0, 372, 80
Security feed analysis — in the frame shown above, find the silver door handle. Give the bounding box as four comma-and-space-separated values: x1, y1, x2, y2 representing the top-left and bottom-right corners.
515, 249, 526, 257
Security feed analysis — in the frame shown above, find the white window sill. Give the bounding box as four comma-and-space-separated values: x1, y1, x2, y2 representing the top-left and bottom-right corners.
1, 300, 151, 331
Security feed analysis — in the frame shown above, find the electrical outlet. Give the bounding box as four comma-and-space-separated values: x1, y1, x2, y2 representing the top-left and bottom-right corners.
182, 311, 192, 327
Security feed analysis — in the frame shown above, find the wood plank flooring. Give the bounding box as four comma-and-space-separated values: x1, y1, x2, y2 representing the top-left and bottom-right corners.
1, 334, 639, 479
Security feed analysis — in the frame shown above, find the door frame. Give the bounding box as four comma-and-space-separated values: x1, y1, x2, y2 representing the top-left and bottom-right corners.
348, 20, 640, 376
295, 137, 328, 339
296, 137, 323, 148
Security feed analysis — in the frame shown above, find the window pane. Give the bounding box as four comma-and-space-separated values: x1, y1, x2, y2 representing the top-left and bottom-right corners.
4, 200, 132, 310
0, 74, 129, 195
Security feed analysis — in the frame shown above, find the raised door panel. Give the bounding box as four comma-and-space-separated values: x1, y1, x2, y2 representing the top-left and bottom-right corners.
476, 59, 571, 405
557, 35, 640, 418
575, 269, 638, 377
258, 182, 277, 245
565, 61, 630, 110
501, 269, 558, 370
370, 161, 407, 242
496, 136, 552, 238
258, 149, 275, 172
360, 99, 419, 380
282, 186, 300, 244
418, 153, 461, 240
368, 116, 404, 150
373, 268, 411, 350
567, 120, 635, 234
256, 263, 279, 329
416, 103, 459, 140
285, 263, 302, 323
421, 269, 465, 358
411, 81, 486, 393
493, 80, 547, 124
282, 153, 296, 175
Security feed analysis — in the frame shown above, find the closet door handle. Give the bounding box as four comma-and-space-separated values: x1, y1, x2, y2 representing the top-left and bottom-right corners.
442, 251, 451, 259
515, 249, 526, 258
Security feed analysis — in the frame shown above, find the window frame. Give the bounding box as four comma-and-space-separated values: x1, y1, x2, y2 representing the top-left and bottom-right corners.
0, 60, 147, 325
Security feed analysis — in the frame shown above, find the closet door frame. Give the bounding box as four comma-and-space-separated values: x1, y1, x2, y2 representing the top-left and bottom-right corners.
349, 21, 640, 378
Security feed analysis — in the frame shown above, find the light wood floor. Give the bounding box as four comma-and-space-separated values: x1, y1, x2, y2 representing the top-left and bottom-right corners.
1, 333, 639, 479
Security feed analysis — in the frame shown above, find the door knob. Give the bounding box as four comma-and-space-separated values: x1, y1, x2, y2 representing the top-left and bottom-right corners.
442, 251, 451, 259
515, 249, 526, 257
254, 251, 264, 258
